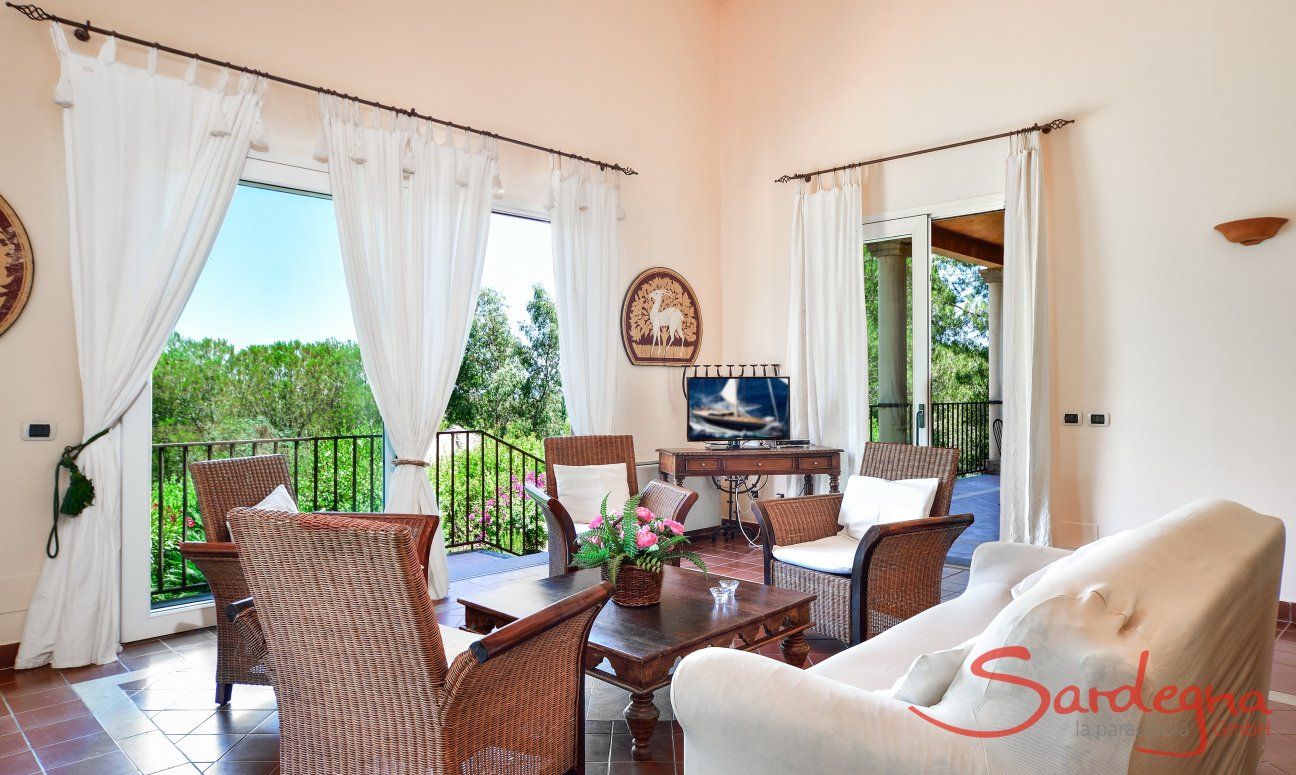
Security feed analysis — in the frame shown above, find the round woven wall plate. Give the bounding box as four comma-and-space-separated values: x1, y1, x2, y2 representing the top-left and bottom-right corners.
621, 267, 701, 366
0, 193, 33, 337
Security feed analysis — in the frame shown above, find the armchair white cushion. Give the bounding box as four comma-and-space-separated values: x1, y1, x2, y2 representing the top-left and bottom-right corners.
770, 533, 859, 574
837, 474, 940, 539
552, 462, 631, 523
673, 500, 1283, 774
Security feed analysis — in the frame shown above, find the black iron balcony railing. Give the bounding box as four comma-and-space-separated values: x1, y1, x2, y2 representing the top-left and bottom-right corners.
151, 429, 546, 607
869, 400, 1003, 475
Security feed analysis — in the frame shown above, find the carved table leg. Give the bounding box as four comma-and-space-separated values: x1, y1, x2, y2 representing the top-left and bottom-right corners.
802, 473, 814, 495
462, 607, 500, 635
624, 691, 660, 761
828, 474, 840, 493
659, 470, 669, 481
780, 631, 810, 669
674, 474, 686, 487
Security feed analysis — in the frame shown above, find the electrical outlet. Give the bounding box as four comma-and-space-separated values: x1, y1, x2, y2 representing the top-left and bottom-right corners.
1087, 412, 1111, 427
1062, 411, 1082, 426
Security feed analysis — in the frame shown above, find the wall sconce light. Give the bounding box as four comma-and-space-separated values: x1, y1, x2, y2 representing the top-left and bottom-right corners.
1214, 217, 1287, 246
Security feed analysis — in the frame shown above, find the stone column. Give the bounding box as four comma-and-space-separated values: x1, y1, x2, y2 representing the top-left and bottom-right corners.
871, 240, 910, 443
981, 267, 1003, 472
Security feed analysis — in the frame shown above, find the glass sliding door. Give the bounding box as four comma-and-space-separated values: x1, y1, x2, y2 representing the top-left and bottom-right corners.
863, 215, 932, 446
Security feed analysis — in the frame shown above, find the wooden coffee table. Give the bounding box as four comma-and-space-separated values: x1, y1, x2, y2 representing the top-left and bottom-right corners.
458, 566, 815, 761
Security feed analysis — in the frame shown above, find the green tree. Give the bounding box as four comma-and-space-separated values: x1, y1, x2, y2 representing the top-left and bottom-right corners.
444, 288, 527, 435
519, 284, 568, 438
222, 339, 380, 438
929, 256, 989, 403
152, 333, 235, 443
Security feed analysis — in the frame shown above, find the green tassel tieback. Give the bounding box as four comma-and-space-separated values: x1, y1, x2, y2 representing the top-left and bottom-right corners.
48, 427, 110, 559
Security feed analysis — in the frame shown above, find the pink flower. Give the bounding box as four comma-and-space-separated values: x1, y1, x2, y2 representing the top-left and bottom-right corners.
589, 515, 604, 530
636, 506, 655, 523
589, 535, 603, 546
185, 517, 195, 529
663, 519, 685, 535
635, 527, 658, 549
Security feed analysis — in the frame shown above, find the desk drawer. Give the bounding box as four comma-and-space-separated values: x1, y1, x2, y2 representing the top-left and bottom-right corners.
683, 458, 720, 474
724, 457, 794, 474
796, 456, 834, 472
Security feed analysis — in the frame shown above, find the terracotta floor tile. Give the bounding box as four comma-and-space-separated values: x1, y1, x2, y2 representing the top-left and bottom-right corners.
44, 749, 139, 775
0, 734, 28, 761
172, 733, 241, 763
0, 670, 68, 699
218, 733, 279, 762
23, 714, 105, 749
13, 699, 91, 731
115, 729, 190, 773
0, 750, 40, 775
203, 761, 278, 774
6, 685, 80, 715
32, 730, 122, 770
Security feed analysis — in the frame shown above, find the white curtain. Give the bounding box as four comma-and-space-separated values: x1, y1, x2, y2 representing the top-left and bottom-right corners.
319, 95, 497, 599
787, 169, 871, 478
1001, 131, 1052, 545
548, 158, 622, 435
18, 27, 265, 668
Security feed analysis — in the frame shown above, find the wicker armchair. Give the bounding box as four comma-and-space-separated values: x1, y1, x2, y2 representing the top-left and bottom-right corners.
228, 508, 611, 775
524, 434, 698, 577
178, 454, 435, 705
752, 442, 973, 645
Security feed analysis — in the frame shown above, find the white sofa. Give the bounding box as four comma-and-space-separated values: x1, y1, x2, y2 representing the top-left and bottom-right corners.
672, 500, 1283, 774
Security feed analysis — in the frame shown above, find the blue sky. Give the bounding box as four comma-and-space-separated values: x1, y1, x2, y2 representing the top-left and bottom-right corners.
175, 184, 554, 348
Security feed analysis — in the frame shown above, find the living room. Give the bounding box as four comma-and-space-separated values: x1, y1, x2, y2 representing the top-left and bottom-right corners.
0, 1, 1293, 773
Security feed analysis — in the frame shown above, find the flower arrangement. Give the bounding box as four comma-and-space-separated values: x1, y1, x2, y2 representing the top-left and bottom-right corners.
570, 493, 706, 606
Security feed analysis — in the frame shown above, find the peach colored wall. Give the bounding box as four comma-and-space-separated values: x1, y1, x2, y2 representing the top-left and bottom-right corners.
0, 0, 723, 644
716, 0, 1296, 595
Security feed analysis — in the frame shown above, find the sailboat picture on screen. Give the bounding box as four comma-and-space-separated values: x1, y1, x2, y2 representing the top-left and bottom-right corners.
687, 376, 791, 442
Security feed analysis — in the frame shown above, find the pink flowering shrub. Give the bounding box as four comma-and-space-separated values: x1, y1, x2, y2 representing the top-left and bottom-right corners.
570, 493, 707, 583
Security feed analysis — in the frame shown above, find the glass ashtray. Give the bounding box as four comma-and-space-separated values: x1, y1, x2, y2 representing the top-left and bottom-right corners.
710, 586, 732, 605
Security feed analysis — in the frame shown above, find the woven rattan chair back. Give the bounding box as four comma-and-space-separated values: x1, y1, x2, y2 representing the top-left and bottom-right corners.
543, 434, 639, 499
190, 454, 293, 543
857, 442, 959, 517
231, 509, 450, 772
230, 508, 606, 775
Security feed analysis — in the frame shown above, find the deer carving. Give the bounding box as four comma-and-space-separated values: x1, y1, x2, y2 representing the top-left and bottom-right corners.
648, 289, 685, 353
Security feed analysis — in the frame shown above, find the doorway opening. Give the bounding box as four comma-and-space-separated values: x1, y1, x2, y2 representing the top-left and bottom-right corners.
863, 209, 1004, 567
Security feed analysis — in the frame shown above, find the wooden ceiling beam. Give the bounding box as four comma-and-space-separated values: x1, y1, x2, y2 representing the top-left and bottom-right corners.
931, 224, 1003, 267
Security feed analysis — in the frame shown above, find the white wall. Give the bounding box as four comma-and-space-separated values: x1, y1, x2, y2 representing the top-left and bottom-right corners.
716, 0, 1296, 594
0, 0, 724, 645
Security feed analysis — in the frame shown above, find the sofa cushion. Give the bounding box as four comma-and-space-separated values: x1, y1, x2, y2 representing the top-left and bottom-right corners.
771, 533, 859, 574
553, 463, 632, 523
808, 581, 1014, 691
837, 475, 940, 539
882, 638, 976, 707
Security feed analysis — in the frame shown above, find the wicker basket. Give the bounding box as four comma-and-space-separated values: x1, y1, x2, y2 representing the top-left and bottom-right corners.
604, 563, 663, 607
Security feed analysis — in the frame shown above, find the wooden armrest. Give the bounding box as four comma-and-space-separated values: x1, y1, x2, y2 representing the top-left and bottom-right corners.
226, 595, 255, 623
323, 513, 439, 571
468, 581, 612, 664
639, 480, 699, 525
177, 541, 238, 559
751, 494, 843, 547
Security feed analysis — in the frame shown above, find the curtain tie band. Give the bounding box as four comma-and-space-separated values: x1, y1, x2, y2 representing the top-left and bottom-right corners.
48, 426, 112, 559
393, 458, 429, 467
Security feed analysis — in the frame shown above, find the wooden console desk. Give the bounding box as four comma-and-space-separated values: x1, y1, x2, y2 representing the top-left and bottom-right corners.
656, 445, 843, 495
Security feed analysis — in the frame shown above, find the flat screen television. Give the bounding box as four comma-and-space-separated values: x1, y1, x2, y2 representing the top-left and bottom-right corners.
686, 376, 791, 442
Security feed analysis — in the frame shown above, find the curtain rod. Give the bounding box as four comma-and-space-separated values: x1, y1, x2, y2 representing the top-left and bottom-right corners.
774, 118, 1074, 183
5, 2, 638, 176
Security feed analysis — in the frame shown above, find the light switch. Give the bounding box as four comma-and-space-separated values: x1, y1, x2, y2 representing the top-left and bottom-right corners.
22, 421, 57, 440
1087, 412, 1110, 427
1062, 411, 1081, 426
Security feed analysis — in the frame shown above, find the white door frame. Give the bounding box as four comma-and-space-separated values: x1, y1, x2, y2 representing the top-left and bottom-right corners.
120, 155, 333, 642
861, 215, 932, 446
